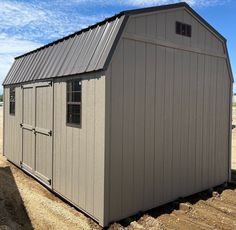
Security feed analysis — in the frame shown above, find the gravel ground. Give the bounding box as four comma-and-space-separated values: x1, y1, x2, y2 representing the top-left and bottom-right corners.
1, 106, 236, 230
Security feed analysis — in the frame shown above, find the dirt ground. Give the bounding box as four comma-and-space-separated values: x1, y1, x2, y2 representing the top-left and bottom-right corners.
1, 106, 236, 230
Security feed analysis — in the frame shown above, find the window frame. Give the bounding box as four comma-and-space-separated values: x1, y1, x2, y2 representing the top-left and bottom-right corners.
66, 80, 82, 128
175, 21, 192, 38
9, 87, 16, 115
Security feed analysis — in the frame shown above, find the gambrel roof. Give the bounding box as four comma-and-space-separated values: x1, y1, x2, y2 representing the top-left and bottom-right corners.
3, 2, 232, 85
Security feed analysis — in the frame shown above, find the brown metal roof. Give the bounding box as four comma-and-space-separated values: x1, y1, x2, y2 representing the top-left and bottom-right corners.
3, 2, 230, 85
3, 15, 127, 85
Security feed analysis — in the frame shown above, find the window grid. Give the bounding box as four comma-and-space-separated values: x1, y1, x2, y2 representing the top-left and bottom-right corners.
9, 87, 15, 115
66, 80, 82, 127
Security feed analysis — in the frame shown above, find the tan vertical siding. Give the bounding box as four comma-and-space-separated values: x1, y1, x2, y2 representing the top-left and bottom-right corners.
122, 38, 135, 217
4, 87, 22, 166
154, 46, 166, 206
143, 43, 155, 210
108, 40, 124, 221
105, 18, 231, 222
133, 41, 146, 212
53, 74, 105, 223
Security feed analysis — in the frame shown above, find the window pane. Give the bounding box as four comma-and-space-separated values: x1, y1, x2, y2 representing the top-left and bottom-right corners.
68, 104, 80, 114
187, 25, 191, 37
67, 92, 81, 103
181, 24, 186, 35
176, 22, 181, 34
72, 81, 81, 92
10, 102, 15, 114
71, 113, 80, 124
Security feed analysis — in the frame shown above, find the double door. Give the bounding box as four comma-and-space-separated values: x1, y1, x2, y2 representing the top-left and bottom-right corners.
20, 82, 53, 187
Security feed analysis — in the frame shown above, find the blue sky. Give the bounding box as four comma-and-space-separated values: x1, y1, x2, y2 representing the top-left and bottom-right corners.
0, 0, 235, 94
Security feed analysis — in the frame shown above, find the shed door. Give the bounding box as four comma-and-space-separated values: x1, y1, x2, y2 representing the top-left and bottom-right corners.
21, 82, 53, 186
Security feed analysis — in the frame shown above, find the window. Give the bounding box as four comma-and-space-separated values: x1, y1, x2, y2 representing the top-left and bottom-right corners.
9, 87, 15, 115
67, 80, 81, 126
176, 21, 192, 37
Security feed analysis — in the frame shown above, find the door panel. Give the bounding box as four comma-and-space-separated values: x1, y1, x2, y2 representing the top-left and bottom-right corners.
36, 86, 52, 130
22, 129, 34, 172
23, 87, 34, 125
35, 133, 52, 183
35, 85, 53, 185
21, 82, 53, 187
22, 86, 35, 172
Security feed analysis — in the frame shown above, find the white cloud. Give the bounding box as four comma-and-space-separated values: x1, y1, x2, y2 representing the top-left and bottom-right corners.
115, 0, 231, 7
0, 33, 42, 86
0, 0, 109, 41
69, 0, 231, 7
0, 1, 47, 27
0, 34, 42, 55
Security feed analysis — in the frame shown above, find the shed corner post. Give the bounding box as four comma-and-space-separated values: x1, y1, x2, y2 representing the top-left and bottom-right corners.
228, 80, 233, 182
3, 86, 5, 156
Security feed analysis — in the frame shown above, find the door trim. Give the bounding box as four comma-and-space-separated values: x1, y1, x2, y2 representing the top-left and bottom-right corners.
21, 81, 54, 188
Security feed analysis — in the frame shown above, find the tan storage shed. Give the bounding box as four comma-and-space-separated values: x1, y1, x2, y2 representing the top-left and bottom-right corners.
3, 3, 233, 227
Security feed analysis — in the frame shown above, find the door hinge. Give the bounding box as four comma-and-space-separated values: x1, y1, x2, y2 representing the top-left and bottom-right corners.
32, 128, 36, 134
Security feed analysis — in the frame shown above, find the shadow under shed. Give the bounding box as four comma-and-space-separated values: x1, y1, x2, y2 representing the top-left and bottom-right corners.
0, 166, 33, 229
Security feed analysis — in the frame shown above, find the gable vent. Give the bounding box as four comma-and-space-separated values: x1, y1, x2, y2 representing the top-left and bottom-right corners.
176, 21, 192, 37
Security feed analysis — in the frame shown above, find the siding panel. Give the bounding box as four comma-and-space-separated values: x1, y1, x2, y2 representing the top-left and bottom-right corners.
109, 41, 124, 221
53, 73, 106, 223
154, 46, 166, 206
143, 43, 155, 209
122, 39, 135, 216
133, 41, 146, 212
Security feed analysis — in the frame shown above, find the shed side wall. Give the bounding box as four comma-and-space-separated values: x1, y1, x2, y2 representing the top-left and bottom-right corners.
53, 74, 105, 223
3, 86, 22, 165
105, 12, 231, 224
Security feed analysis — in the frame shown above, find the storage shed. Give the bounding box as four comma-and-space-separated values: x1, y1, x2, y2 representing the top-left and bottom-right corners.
3, 2, 233, 227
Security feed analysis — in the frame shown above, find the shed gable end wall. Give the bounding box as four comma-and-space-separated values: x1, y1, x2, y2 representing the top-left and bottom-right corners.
104, 12, 231, 224
125, 8, 225, 56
